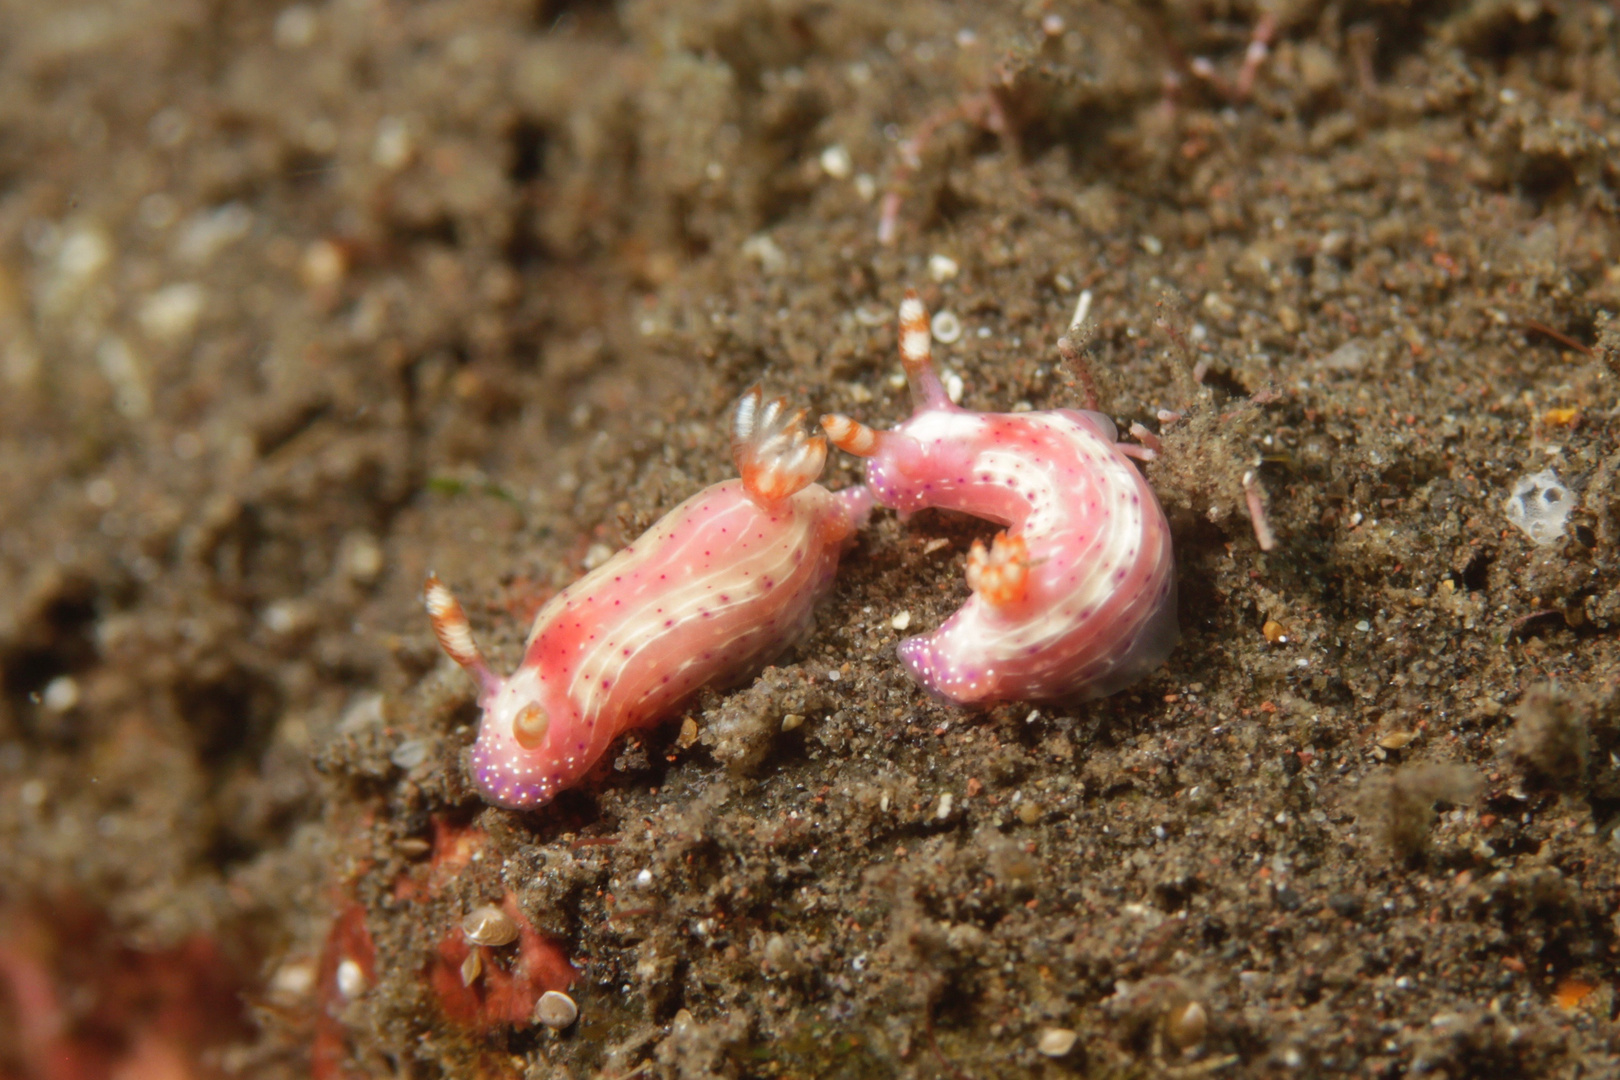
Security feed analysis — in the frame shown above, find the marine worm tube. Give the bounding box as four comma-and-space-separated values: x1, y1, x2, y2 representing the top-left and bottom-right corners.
427, 388, 873, 809
822, 292, 1177, 704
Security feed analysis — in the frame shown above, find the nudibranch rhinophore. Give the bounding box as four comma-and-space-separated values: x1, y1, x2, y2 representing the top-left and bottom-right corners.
821, 292, 1177, 705
426, 387, 873, 810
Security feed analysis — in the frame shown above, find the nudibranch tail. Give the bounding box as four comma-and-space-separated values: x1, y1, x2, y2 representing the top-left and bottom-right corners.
820, 413, 884, 457
898, 290, 952, 412
424, 573, 497, 697
732, 384, 828, 505
965, 531, 1030, 607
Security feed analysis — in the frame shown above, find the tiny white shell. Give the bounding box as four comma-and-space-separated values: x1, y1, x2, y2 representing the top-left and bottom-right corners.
536, 989, 578, 1029
1037, 1027, 1077, 1057
461, 904, 519, 947
460, 948, 483, 987
335, 958, 367, 1000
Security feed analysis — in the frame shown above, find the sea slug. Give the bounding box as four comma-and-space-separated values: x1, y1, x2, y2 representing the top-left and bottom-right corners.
820, 291, 1177, 704
426, 387, 873, 809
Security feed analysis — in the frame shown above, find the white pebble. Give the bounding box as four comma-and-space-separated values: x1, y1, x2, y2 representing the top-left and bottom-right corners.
137, 193, 179, 231
138, 283, 205, 343
1321, 340, 1369, 371
86, 478, 117, 508
819, 144, 853, 179
936, 793, 954, 819
583, 543, 614, 570
942, 369, 964, 404
269, 961, 317, 1000
342, 532, 384, 584
741, 233, 787, 275
335, 958, 367, 999
176, 204, 252, 266
56, 226, 112, 287
262, 598, 313, 636
927, 253, 959, 282
42, 676, 79, 713
300, 239, 346, 289
891, 610, 912, 631
373, 116, 413, 171
274, 4, 318, 48
96, 337, 151, 419
854, 174, 877, 202
930, 310, 962, 344
148, 108, 190, 148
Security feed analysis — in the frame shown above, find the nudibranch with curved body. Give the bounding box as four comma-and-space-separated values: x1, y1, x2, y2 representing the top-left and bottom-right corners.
426, 388, 873, 809
820, 292, 1177, 704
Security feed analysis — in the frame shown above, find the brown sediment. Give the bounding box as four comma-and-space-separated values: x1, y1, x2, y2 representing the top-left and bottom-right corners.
1, 0, 1619, 1077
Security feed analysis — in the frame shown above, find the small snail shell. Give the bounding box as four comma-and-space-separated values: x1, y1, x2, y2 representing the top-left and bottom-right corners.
461, 904, 519, 947
536, 990, 578, 1029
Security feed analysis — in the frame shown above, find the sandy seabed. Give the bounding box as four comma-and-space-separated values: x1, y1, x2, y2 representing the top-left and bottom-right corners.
3, 1, 1620, 1077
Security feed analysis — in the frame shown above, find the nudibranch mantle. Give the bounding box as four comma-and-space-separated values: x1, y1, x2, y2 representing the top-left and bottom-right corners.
427, 388, 872, 810
822, 292, 1177, 704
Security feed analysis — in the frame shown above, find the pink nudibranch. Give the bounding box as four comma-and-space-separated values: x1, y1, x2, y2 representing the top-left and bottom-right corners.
426, 388, 873, 810
821, 292, 1177, 704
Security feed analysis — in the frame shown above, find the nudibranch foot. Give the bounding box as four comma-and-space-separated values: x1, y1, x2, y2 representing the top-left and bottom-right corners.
426, 388, 867, 810
822, 291, 1178, 705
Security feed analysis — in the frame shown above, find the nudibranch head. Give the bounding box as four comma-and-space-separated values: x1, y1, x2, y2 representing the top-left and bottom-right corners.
424, 574, 573, 809
465, 665, 578, 809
